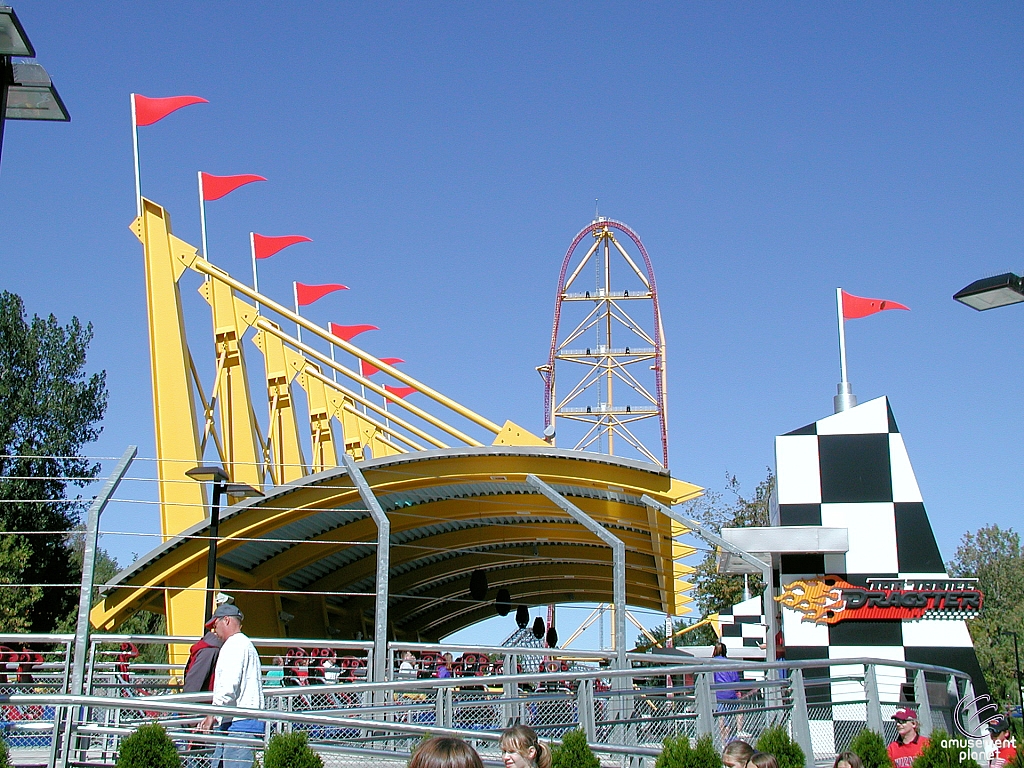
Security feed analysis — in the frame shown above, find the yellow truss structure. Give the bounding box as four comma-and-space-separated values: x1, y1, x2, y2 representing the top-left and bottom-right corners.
92, 199, 702, 656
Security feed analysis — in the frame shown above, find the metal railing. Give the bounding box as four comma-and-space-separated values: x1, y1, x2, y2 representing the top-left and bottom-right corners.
0, 634, 976, 768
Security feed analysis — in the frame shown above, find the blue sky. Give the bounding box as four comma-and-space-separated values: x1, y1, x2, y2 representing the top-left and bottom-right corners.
3, 2, 1023, 646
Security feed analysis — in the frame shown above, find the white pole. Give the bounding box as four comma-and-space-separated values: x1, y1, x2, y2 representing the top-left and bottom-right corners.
293, 281, 302, 344
250, 232, 259, 294
130, 95, 142, 218
836, 287, 849, 383
198, 171, 209, 261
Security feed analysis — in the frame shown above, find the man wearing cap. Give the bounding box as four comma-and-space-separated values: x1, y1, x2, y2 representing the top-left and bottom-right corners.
199, 604, 265, 768
887, 707, 930, 767
986, 714, 1018, 768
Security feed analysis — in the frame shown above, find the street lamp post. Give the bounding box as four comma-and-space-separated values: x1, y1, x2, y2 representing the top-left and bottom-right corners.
1001, 629, 1024, 716
184, 466, 263, 624
0, 6, 71, 173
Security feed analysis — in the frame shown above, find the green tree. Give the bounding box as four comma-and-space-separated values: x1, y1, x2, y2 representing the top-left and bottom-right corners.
263, 731, 323, 768
115, 722, 180, 768
847, 728, 890, 768
0, 291, 107, 631
551, 730, 599, 768
947, 524, 1024, 705
638, 471, 775, 650
754, 725, 804, 768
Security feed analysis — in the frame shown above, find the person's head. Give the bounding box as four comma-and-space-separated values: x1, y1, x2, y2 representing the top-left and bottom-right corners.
746, 754, 778, 768
721, 740, 755, 768
891, 707, 919, 740
205, 604, 244, 641
987, 714, 1011, 740
712, 642, 728, 658
272, 656, 284, 666
832, 752, 863, 768
500, 725, 552, 768
409, 737, 484, 768
403, 651, 416, 661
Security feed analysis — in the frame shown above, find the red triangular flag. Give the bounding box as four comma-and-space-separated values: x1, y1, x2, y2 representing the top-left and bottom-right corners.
253, 234, 312, 260
361, 358, 404, 378
841, 290, 910, 320
200, 172, 266, 201
329, 323, 379, 342
384, 385, 417, 399
134, 94, 207, 127
295, 282, 348, 306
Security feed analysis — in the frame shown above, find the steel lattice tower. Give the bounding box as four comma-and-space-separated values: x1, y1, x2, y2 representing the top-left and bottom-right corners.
540, 217, 668, 467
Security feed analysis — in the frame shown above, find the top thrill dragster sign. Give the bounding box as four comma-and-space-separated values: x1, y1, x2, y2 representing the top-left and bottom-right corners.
776, 576, 983, 625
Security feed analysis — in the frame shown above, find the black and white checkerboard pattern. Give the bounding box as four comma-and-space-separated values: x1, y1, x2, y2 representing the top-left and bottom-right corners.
717, 594, 767, 659
773, 395, 984, 756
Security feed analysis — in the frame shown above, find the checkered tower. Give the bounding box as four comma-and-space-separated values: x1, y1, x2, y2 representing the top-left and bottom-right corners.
773, 395, 986, 754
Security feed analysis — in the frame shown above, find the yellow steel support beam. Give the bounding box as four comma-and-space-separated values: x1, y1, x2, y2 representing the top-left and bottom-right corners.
199, 277, 263, 489
252, 323, 307, 485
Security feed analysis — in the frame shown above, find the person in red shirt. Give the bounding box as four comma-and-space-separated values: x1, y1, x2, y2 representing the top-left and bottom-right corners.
887, 708, 930, 768
986, 714, 1018, 768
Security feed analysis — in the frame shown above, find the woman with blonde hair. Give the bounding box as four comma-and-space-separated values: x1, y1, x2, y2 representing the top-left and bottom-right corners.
410, 737, 484, 768
500, 724, 552, 768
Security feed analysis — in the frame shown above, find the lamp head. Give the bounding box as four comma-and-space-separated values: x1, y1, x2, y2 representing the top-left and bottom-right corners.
0, 7, 34, 57
185, 465, 229, 483
954, 273, 1024, 311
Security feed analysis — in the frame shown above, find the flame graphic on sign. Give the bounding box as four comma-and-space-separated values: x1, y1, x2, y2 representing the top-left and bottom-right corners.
775, 576, 853, 624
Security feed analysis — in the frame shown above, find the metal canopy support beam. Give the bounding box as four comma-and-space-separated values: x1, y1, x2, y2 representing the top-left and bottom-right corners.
341, 455, 389, 685
641, 494, 777, 665
525, 475, 627, 671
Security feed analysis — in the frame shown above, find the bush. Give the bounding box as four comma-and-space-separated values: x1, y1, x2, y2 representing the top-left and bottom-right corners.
847, 729, 890, 768
263, 731, 323, 768
909, 729, 980, 768
115, 722, 180, 768
690, 735, 719, 768
0, 739, 8, 768
754, 726, 805, 768
551, 730, 599, 768
654, 735, 718, 768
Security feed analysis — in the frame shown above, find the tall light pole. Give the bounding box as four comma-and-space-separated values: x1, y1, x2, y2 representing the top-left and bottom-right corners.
1001, 629, 1023, 716
0, 6, 70, 174
184, 466, 263, 624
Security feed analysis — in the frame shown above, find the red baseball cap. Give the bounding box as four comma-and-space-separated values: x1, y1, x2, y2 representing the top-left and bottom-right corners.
892, 707, 918, 721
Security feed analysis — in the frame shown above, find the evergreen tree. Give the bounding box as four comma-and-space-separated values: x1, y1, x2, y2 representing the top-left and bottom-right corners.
115, 722, 180, 768
264, 731, 323, 768
551, 730, 600, 768
847, 728, 890, 768
0, 292, 107, 632
754, 726, 804, 768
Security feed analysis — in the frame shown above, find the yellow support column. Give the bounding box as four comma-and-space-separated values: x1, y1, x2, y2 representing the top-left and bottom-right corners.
253, 322, 307, 484
129, 199, 208, 662
299, 365, 338, 473
199, 277, 263, 489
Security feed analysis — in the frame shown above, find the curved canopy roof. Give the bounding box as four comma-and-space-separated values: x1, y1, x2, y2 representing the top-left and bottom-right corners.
94, 447, 701, 641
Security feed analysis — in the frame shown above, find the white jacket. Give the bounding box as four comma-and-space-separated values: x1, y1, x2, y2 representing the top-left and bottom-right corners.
212, 632, 265, 715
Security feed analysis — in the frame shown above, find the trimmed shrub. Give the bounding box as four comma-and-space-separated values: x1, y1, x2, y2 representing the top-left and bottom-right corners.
847, 729, 890, 768
551, 729, 600, 768
654, 735, 718, 768
908, 729, 980, 768
754, 726, 805, 768
655, 734, 691, 768
115, 722, 180, 768
0, 738, 9, 768
690, 735, 719, 768
263, 731, 323, 768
